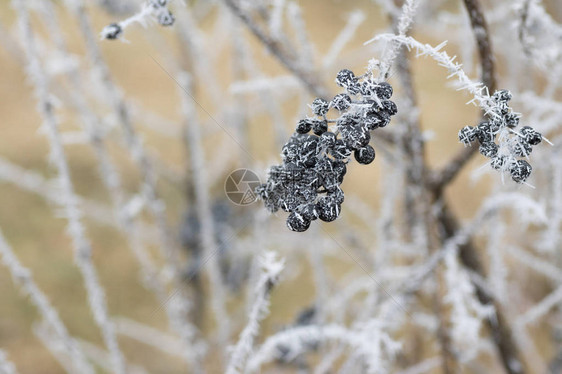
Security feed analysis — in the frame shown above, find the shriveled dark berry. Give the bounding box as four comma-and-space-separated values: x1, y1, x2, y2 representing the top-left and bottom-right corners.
491, 155, 507, 170
312, 120, 328, 135
329, 188, 345, 205
375, 82, 393, 100
311, 98, 329, 116
360, 80, 377, 96
296, 119, 313, 134
330, 139, 352, 160
335, 69, 356, 88
316, 197, 341, 222
354, 145, 376, 164
510, 160, 532, 183
345, 126, 370, 150
286, 212, 311, 232
332, 160, 347, 182
475, 122, 495, 144
512, 141, 532, 157
298, 204, 319, 221
103, 23, 122, 39
382, 100, 397, 116
520, 126, 542, 145
493, 89, 512, 103
458, 126, 477, 146
364, 115, 381, 130
158, 10, 175, 26
337, 113, 359, 128
319, 132, 337, 149
504, 113, 519, 128
304, 156, 317, 168
479, 142, 498, 158
376, 111, 391, 128
331, 93, 351, 111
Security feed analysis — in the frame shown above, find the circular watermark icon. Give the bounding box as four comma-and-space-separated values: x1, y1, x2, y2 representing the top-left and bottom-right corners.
224, 168, 261, 205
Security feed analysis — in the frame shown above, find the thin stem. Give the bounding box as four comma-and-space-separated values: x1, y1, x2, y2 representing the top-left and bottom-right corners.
222, 0, 330, 99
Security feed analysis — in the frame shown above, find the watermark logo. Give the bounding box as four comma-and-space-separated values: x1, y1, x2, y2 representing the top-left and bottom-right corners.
224, 169, 261, 205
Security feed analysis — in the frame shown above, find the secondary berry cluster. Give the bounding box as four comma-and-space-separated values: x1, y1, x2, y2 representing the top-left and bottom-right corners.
458, 89, 542, 183
256, 69, 397, 232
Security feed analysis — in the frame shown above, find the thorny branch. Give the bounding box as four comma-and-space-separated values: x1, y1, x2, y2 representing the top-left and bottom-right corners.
428, 0, 497, 193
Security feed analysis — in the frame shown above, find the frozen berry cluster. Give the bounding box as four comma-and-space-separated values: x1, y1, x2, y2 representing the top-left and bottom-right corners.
101, 0, 175, 40
458, 89, 542, 183
256, 69, 397, 232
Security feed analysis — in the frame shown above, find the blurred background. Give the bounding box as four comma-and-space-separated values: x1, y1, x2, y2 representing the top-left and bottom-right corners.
0, 0, 561, 373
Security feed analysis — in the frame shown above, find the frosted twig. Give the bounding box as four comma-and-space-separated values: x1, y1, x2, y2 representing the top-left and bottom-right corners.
376, 0, 422, 80
0, 228, 94, 374
0, 350, 18, 374
247, 322, 400, 374
222, 0, 329, 99
12, 1, 126, 372
178, 73, 230, 348
225, 251, 284, 374
516, 285, 562, 327
323, 10, 366, 68
70, 0, 180, 275
114, 318, 185, 357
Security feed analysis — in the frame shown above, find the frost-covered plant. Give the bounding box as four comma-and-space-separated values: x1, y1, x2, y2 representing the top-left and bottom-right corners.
1, 0, 561, 373
256, 69, 396, 231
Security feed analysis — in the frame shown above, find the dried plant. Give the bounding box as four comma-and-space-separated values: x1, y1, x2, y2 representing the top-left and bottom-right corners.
0, 0, 560, 373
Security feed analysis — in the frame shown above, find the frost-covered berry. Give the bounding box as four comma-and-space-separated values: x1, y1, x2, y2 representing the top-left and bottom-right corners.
510, 160, 532, 183
491, 155, 507, 170
298, 204, 319, 221
475, 122, 494, 144
505, 113, 520, 128
512, 141, 532, 157
331, 93, 351, 112
354, 145, 376, 164
382, 100, 397, 116
332, 160, 347, 182
329, 188, 345, 205
335, 69, 356, 88
101, 23, 122, 40
296, 119, 313, 134
287, 212, 311, 232
158, 10, 175, 26
319, 131, 337, 149
479, 142, 498, 158
375, 111, 391, 128
330, 139, 352, 160
493, 89, 512, 103
345, 126, 370, 150
458, 126, 477, 146
304, 156, 317, 168
316, 197, 341, 222
311, 98, 329, 116
375, 82, 393, 100
520, 126, 542, 145
312, 119, 328, 135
